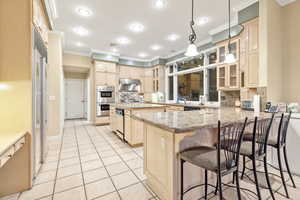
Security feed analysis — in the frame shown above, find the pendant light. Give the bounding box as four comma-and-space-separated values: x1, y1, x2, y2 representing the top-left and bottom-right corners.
185, 0, 199, 57
225, 0, 236, 64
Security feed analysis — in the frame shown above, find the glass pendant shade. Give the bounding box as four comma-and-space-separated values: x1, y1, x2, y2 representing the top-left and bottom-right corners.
225, 53, 236, 63
185, 43, 199, 57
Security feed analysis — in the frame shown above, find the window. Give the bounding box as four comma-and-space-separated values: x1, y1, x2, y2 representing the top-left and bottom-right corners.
168, 76, 174, 100
178, 72, 204, 101
177, 57, 204, 71
208, 68, 218, 102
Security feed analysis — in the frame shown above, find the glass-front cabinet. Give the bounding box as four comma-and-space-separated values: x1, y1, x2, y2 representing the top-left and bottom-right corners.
217, 40, 239, 63
217, 63, 240, 90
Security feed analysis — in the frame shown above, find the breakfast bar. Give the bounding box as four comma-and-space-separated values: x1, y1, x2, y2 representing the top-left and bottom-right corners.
133, 108, 272, 200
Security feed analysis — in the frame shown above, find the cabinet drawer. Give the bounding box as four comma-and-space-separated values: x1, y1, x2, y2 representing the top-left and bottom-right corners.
14, 137, 25, 152
0, 147, 15, 168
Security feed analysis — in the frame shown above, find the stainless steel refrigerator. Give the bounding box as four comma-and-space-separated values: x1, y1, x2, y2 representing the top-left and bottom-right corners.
32, 29, 48, 178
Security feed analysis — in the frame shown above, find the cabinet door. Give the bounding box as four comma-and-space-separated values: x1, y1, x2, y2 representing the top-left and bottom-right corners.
228, 63, 239, 88
106, 73, 116, 86
106, 64, 117, 73
230, 40, 239, 61
248, 19, 259, 53
95, 72, 107, 86
95, 63, 107, 72
247, 53, 259, 87
119, 66, 131, 79
217, 65, 227, 89
144, 77, 153, 93
218, 46, 226, 63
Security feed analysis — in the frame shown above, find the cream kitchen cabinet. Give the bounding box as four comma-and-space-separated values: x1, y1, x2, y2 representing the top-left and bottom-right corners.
144, 76, 154, 93
106, 73, 117, 86
119, 66, 132, 79
217, 63, 240, 90
217, 40, 240, 64
239, 18, 259, 88
95, 72, 107, 86
95, 61, 117, 73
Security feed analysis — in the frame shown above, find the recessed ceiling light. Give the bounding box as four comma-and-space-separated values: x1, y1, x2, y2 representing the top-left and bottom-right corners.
116, 37, 131, 45
75, 42, 84, 47
196, 17, 210, 26
76, 7, 92, 17
153, 0, 167, 9
111, 48, 119, 53
166, 34, 180, 41
73, 26, 89, 36
150, 44, 162, 51
138, 52, 148, 58
128, 22, 145, 33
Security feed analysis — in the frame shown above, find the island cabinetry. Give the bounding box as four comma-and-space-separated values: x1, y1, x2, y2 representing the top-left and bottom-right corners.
110, 106, 117, 132
0, 132, 32, 197
125, 108, 166, 146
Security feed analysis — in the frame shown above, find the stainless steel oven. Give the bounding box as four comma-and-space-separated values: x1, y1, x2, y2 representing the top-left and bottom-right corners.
96, 86, 115, 103
97, 103, 110, 117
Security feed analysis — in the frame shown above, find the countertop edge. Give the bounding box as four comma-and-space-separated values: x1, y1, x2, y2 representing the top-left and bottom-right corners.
0, 132, 28, 156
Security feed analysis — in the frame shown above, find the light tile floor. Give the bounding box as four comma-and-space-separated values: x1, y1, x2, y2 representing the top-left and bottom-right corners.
1, 120, 300, 200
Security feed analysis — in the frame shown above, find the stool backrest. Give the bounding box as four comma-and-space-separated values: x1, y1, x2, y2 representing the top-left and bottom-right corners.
277, 112, 292, 147
252, 114, 275, 156
217, 118, 248, 170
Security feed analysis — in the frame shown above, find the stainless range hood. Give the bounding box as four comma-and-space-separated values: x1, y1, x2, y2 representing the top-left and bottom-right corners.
119, 78, 141, 92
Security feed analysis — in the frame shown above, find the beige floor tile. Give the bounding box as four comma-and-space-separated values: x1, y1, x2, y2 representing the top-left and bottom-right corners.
119, 152, 139, 161
82, 160, 103, 172
57, 165, 81, 178
106, 162, 130, 176
19, 181, 54, 200
40, 161, 58, 172
126, 158, 143, 170
55, 174, 83, 193
93, 192, 120, 200
99, 150, 117, 158
81, 153, 99, 163
83, 168, 108, 184
59, 157, 80, 168
60, 151, 78, 160
115, 147, 133, 154
119, 183, 153, 200
85, 178, 116, 200
133, 168, 146, 181
111, 171, 139, 190
34, 170, 56, 185
102, 156, 122, 166
53, 186, 86, 200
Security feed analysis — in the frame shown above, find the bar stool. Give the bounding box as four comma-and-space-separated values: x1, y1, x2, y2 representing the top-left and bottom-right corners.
179, 118, 248, 200
239, 114, 275, 200
243, 112, 296, 199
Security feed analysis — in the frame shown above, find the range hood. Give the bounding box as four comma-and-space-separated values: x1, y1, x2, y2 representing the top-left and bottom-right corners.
119, 78, 141, 92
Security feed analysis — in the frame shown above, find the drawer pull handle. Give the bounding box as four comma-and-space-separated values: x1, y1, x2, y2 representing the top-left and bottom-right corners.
21, 142, 25, 145
8, 155, 12, 158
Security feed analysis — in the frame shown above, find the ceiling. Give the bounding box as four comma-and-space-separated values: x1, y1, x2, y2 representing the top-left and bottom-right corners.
53, 0, 254, 60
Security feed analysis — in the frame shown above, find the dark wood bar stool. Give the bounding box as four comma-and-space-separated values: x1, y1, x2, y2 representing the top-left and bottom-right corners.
179, 118, 248, 200
243, 112, 296, 199
239, 114, 275, 200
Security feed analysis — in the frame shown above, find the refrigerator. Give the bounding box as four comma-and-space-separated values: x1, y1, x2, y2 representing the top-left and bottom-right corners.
32, 29, 48, 178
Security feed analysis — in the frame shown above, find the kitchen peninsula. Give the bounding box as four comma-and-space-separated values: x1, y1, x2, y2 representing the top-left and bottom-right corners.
132, 108, 272, 200
110, 103, 167, 146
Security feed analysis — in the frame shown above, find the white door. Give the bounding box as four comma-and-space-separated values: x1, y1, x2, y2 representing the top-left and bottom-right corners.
65, 79, 86, 119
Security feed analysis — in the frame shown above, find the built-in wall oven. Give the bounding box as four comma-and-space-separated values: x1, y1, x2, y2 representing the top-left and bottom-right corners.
97, 86, 115, 103
96, 86, 115, 117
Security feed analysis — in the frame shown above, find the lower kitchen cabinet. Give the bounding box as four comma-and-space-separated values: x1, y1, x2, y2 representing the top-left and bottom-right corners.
95, 116, 110, 126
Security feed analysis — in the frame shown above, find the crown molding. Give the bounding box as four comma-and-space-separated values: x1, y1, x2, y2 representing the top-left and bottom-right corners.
233, 0, 259, 11
91, 49, 120, 57
275, 0, 296, 6
208, 16, 239, 35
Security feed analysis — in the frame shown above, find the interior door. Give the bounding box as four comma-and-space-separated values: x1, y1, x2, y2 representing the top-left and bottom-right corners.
65, 79, 85, 119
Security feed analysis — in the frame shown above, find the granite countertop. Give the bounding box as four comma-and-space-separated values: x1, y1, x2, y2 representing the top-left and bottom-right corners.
145, 101, 218, 109
132, 107, 273, 133
111, 103, 167, 110
0, 132, 27, 155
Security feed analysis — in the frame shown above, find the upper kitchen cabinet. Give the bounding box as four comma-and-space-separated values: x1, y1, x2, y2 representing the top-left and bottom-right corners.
33, 0, 50, 46
239, 18, 259, 88
217, 39, 240, 64
217, 64, 240, 90
95, 61, 117, 73
94, 61, 118, 87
